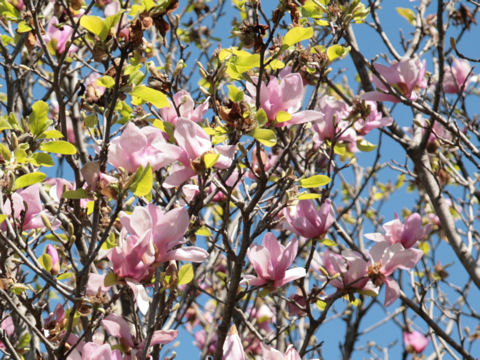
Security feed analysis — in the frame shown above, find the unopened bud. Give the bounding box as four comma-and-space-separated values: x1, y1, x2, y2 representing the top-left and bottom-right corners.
41, 214, 53, 231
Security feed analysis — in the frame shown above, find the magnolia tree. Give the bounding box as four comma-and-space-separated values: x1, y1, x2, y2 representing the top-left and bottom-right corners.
0, 0, 479, 358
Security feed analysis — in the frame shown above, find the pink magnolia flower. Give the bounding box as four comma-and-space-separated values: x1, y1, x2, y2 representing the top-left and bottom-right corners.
246, 70, 322, 127
67, 341, 123, 360
353, 101, 393, 135
116, 205, 208, 265
159, 90, 209, 126
223, 327, 245, 360
102, 313, 178, 356
362, 57, 427, 103
443, 58, 472, 93
284, 199, 335, 239
108, 122, 181, 173
85, 73, 106, 103
313, 96, 356, 144
44, 17, 76, 55
243, 233, 306, 288
1, 184, 57, 230
321, 249, 370, 292
365, 213, 431, 249
262, 344, 301, 360
367, 242, 423, 306
46, 244, 60, 275
0, 316, 14, 350
403, 330, 429, 353
165, 118, 235, 187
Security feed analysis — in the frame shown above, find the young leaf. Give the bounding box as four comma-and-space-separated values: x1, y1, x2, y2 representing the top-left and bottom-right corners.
39, 253, 52, 272
275, 111, 292, 123
131, 164, 153, 197
196, 226, 212, 237
131, 85, 169, 108
203, 152, 220, 169
299, 174, 331, 188
80, 15, 108, 42
96, 75, 116, 88
298, 193, 321, 200
31, 153, 55, 167
29, 101, 51, 136
63, 189, 88, 199
14, 172, 46, 189
178, 263, 194, 285
326, 45, 351, 62
40, 141, 77, 155
283, 26, 314, 46
228, 85, 244, 102
396, 7, 416, 25
249, 128, 277, 147
255, 108, 268, 127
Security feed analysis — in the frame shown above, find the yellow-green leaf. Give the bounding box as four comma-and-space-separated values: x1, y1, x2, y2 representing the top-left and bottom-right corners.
96, 75, 115, 88
321, 238, 336, 247
228, 85, 244, 102
0, 214, 7, 224
203, 152, 219, 169
15, 172, 46, 189
178, 263, 194, 285
269, 59, 285, 70
131, 85, 169, 108
326, 44, 350, 62
57, 272, 74, 280
299, 174, 331, 188
40, 141, 77, 155
29, 101, 51, 136
316, 299, 326, 311
80, 15, 108, 41
196, 226, 212, 237
419, 241, 430, 255
42, 130, 64, 139
31, 153, 55, 167
17, 21, 32, 33
39, 253, 52, 272
283, 26, 314, 46
63, 189, 88, 199
298, 193, 321, 200
255, 108, 268, 127
104, 271, 118, 287
357, 139, 377, 152
275, 111, 292, 123
131, 165, 153, 197
249, 128, 277, 147
396, 7, 416, 25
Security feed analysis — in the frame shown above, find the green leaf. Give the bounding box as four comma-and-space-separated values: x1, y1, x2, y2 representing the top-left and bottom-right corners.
17, 21, 32, 33
275, 111, 292, 123
326, 44, 350, 61
357, 139, 377, 152
131, 164, 153, 197
80, 15, 109, 42
57, 272, 74, 280
14, 172, 46, 189
283, 26, 314, 46
320, 238, 336, 247
178, 263, 194, 285
299, 174, 331, 188
203, 152, 219, 169
255, 108, 268, 127
0, 143, 10, 161
41, 129, 64, 139
396, 7, 416, 25
31, 153, 55, 167
63, 189, 88, 199
84, 114, 98, 128
228, 85, 244, 102
104, 271, 118, 287
316, 299, 326, 311
29, 101, 51, 136
195, 226, 212, 237
17, 333, 31, 349
298, 193, 321, 200
249, 128, 277, 147
39, 253, 52, 272
40, 141, 77, 155
96, 75, 116, 88
131, 85, 169, 108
